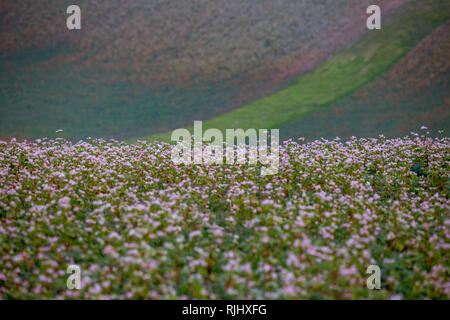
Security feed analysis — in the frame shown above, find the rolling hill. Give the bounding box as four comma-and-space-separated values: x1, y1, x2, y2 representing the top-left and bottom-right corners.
279, 21, 450, 141
1, 0, 410, 141
136, 0, 450, 143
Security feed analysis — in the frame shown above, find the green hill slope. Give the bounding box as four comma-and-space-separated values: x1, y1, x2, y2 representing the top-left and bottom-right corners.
138, 0, 450, 143
2, 0, 399, 141
280, 22, 450, 141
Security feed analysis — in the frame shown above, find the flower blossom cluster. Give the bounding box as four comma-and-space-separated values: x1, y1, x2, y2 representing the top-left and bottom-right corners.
0, 131, 449, 299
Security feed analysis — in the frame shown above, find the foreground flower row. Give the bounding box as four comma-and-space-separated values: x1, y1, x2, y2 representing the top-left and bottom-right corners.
0, 132, 448, 299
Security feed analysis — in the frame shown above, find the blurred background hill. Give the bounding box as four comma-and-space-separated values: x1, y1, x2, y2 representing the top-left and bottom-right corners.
0, 0, 448, 141
280, 21, 450, 141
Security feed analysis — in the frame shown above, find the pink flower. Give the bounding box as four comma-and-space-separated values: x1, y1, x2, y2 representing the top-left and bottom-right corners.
339, 265, 358, 277
262, 264, 272, 273
103, 245, 119, 259
58, 197, 71, 209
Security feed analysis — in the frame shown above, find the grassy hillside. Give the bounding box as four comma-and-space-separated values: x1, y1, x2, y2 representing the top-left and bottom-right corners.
1, 0, 402, 141
138, 0, 450, 143
280, 22, 450, 141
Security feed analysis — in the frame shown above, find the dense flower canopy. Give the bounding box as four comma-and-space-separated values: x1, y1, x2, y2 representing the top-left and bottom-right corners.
0, 131, 449, 299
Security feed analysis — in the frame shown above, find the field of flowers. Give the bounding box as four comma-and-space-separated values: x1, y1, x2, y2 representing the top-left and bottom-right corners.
0, 130, 449, 299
